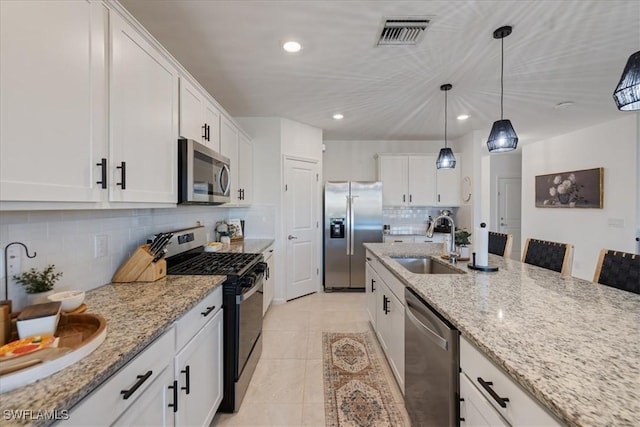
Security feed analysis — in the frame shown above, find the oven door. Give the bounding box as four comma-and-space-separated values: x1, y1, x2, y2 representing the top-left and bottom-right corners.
236, 275, 263, 379
178, 138, 230, 204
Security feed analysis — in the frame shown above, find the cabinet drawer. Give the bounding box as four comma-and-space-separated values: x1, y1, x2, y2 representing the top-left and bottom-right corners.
460, 372, 509, 427
383, 235, 414, 243
176, 285, 222, 351
460, 336, 562, 426
66, 328, 175, 426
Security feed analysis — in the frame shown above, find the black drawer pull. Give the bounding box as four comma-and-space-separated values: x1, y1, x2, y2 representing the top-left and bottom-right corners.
116, 161, 126, 190
181, 365, 190, 394
96, 158, 107, 189
121, 370, 152, 400
477, 377, 510, 408
201, 305, 215, 317
371, 279, 376, 292
168, 380, 178, 412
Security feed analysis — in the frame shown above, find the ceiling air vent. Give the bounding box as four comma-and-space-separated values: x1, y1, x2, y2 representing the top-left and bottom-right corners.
377, 17, 430, 46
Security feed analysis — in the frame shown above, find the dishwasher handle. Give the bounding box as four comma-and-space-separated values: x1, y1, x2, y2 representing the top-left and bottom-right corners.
406, 300, 448, 351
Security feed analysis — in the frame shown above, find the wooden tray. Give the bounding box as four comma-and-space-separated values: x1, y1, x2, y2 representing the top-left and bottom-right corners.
0, 313, 107, 393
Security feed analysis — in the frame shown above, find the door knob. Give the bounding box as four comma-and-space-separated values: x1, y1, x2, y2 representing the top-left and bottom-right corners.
500, 223, 507, 226
288, 235, 298, 240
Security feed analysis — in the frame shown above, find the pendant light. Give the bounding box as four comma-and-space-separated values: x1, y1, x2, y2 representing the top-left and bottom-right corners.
613, 50, 640, 111
436, 84, 456, 169
487, 26, 518, 153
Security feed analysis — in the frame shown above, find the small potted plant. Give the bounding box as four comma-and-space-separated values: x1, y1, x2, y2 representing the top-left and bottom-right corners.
14, 264, 63, 305
455, 229, 472, 259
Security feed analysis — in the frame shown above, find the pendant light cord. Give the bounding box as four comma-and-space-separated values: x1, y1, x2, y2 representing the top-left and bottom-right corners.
500, 36, 504, 120
444, 89, 448, 148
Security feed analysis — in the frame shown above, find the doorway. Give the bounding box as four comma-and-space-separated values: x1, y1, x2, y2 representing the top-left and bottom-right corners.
497, 177, 522, 260
284, 156, 320, 300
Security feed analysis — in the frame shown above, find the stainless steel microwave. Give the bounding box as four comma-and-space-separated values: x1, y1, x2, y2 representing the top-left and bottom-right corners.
178, 139, 230, 204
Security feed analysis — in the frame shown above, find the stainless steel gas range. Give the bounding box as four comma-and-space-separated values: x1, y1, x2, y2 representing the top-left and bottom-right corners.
164, 226, 265, 413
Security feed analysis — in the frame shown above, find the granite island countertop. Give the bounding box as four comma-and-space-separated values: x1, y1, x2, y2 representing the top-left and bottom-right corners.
1, 274, 225, 426
364, 242, 640, 427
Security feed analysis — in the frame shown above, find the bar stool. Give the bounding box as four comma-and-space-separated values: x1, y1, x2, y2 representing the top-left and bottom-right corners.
593, 249, 639, 294
488, 231, 513, 258
522, 238, 573, 277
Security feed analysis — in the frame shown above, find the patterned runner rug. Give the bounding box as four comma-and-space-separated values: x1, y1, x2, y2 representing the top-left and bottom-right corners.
323, 331, 407, 427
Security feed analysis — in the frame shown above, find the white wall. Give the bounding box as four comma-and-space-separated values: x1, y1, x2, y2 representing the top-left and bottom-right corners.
0, 207, 227, 310
521, 114, 639, 281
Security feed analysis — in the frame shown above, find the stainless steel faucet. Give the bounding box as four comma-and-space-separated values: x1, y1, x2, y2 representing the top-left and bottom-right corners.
427, 215, 457, 263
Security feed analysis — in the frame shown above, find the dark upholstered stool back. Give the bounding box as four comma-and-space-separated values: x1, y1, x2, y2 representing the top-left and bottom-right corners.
594, 250, 639, 294
522, 238, 573, 276
488, 232, 513, 258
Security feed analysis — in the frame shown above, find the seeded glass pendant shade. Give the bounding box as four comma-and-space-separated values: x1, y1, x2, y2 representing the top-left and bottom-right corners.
613, 50, 640, 111
436, 84, 456, 169
487, 26, 518, 153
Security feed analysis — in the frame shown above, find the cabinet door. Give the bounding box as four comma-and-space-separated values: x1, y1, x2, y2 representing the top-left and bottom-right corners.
113, 365, 175, 427
203, 102, 221, 153
408, 156, 437, 206
365, 263, 379, 328
175, 309, 223, 427
263, 250, 275, 315
179, 78, 206, 143
378, 156, 408, 206
436, 156, 461, 206
220, 116, 239, 204
237, 133, 253, 205
385, 288, 405, 392
460, 373, 510, 427
110, 13, 178, 203
0, 0, 107, 202
376, 284, 392, 355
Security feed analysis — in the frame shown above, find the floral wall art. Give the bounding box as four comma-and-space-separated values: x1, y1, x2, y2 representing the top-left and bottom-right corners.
535, 167, 603, 208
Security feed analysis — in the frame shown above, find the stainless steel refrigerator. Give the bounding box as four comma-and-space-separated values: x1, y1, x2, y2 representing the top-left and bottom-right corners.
324, 181, 382, 289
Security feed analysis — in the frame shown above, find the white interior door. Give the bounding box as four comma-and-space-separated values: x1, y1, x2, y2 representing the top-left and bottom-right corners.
284, 157, 319, 300
498, 177, 522, 260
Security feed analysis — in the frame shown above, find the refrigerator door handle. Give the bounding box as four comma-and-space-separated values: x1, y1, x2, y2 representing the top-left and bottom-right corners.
345, 195, 351, 255
350, 195, 358, 255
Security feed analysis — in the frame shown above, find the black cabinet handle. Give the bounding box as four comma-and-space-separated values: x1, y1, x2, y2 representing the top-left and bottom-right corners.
409, 194, 412, 202
438, 194, 441, 202
116, 161, 126, 190
383, 295, 389, 314
96, 158, 107, 189
477, 377, 509, 408
206, 124, 211, 141
168, 380, 178, 412
238, 188, 243, 200
201, 305, 215, 317
403, 194, 406, 202
181, 365, 190, 394
121, 370, 152, 400
366, 256, 372, 261
202, 124, 207, 140
371, 279, 376, 292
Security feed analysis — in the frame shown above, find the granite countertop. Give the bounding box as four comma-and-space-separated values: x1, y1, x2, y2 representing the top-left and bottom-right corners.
223, 238, 274, 254
1, 274, 225, 426
364, 242, 640, 427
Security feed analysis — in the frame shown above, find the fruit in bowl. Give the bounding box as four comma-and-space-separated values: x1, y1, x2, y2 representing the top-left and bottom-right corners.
47, 290, 85, 312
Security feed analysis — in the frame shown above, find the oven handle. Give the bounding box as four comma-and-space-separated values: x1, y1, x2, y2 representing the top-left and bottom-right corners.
236, 279, 264, 303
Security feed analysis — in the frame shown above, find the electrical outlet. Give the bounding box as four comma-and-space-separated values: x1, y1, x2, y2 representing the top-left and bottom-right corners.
6, 246, 21, 277
94, 234, 108, 258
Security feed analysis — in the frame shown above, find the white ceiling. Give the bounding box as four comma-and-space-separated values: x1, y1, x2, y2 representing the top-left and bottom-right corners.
120, 0, 640, 143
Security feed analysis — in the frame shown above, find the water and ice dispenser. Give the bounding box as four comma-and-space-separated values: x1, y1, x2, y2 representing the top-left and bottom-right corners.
330, 218, 345, 238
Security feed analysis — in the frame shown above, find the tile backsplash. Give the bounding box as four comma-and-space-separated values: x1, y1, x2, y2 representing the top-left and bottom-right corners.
0, 207, 228, 310
383, 207, 460, 235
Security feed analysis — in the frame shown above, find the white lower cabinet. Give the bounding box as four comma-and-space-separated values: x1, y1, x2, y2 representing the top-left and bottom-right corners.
263, 245, 275, 315
460, 336, 562, 427
174, 308, 223, 427
365, 252, 405, 393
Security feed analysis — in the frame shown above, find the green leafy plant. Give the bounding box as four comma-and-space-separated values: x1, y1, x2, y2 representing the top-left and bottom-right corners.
455, 229, 472, 247
13, 264, 62, 294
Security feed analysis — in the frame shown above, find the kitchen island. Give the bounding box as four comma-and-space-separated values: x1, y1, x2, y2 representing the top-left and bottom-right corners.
365, 242, 640, 427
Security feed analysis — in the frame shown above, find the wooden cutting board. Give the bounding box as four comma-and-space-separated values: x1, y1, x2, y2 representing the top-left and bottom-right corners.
0, 347, 71, 375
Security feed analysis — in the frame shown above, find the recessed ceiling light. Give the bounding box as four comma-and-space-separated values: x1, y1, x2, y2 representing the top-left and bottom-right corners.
554, 101, 574, 110
457, 114, 470, 121
283, 41, 302, 53
333, 113, 344, 120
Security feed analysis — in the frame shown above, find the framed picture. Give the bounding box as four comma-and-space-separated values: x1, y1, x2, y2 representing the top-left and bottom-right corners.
535, 167, 603, 208
227, 219, 244, 239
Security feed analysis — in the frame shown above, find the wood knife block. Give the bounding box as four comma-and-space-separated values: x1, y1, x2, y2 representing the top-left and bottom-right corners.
112, 245, 167, 283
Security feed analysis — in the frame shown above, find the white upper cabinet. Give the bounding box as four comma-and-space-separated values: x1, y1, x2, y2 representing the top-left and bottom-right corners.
378, 154, 461, 207
179, 78, 220, 152
220, 116, 253, 206
109, 12, 178, 203
0, 0, 108, 202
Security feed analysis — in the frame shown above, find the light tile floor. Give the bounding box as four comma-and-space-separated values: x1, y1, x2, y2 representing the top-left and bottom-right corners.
213, 291, 406, 426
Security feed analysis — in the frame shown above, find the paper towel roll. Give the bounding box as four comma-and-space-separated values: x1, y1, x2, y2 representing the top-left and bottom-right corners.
474, 224, 489, 266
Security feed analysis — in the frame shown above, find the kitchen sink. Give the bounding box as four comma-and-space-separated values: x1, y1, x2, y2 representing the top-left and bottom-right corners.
391, 256, 465, 274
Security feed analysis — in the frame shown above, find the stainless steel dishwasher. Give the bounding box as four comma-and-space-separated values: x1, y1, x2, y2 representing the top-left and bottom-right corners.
405, 288, 459, 426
